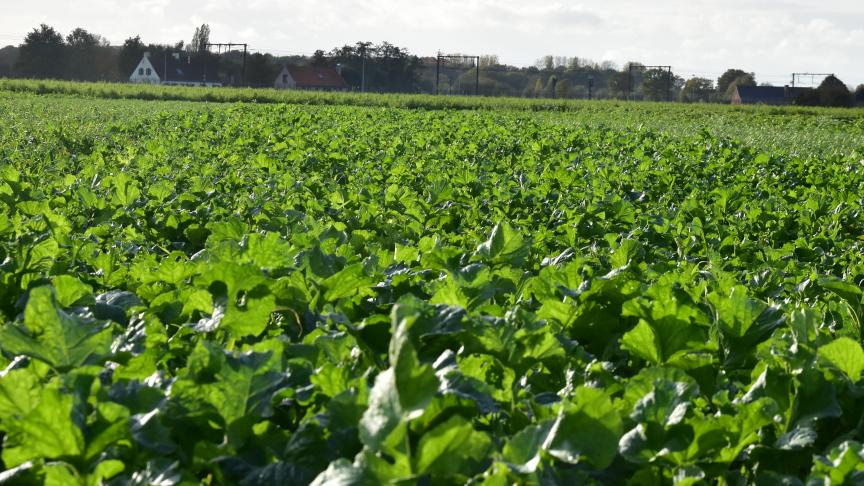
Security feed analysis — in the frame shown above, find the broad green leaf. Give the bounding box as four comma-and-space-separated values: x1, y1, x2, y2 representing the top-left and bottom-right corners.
710, 286, 785, 366
630, 380, 696, 427
621, 292, 707, 365
474, 223, 529, 267
172, 341, 285, 445
819, 276, 863, 307
820, 337, 864, 382
0, 286, 113, 370
0, 387, 85, 467
610, 238, 642, 268
309, 459, 366, 486
359, 300, 441, 451
809, 441, 864, 484
546, 386, 623, 469
621, 320, 661, 364
502, 423, 551, 473
87, 460, 126, 486
413, 415, 492, 477
196, 262, 277, 337
793, 369, 841, 425
44, 463, 79, 486
52, 275, 94, 307
358, 369, 402, 451
322, 263, 375, 300
0, 369, 41, 419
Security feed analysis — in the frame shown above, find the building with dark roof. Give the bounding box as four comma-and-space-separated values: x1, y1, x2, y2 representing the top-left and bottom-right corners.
273, 65, 349, 91
731, 85, 812, 105
129, 52, 221, 87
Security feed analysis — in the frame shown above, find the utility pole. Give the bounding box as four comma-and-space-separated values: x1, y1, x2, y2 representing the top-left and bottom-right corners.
628, 64, 637, 100
666, 66, 672, 102
206, 43, 248, 86
791, 72, 833, 88
475, 56, 480, 96
435, 51, 440, 95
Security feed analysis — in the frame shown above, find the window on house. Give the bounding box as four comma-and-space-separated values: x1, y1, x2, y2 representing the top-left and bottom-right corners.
146, 68, 152, 75
282, 74, 288, 83
138, 68, 144, 75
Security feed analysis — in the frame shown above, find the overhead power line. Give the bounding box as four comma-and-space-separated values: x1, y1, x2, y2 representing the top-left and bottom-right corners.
436, 53, 480, 96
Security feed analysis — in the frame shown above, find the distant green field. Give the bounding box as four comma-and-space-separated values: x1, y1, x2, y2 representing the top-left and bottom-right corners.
1, 89, 864, 484
2, 76, 863, 115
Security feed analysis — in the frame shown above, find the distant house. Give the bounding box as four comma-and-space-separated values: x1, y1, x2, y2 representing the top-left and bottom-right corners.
273, 65, 349, 91
129, 52, 221, 87
731, 85, 811, 105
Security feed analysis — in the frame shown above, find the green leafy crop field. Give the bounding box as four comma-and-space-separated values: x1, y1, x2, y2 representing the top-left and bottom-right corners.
1, 89, 864, 484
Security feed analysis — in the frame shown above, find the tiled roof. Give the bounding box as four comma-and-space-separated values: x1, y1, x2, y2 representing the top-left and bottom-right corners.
151, 54, 219, 83
286, 66, 348, 89
735, 85, 811, 102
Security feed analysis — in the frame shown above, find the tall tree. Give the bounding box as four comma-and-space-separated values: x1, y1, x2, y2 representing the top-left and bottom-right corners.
608, 70, 630, 99
557, 78, 572, 98
327, 41, 419, 92
189, 24, 211, 54
641, 68, 674, 101
311, 50, 328, 67
15, 24, 65, 79
246, 52, 275, 86
532, 78, 544, 98
536, 55, 554, 71
816, 75, 851, 107
66, 28, 101, 48
65, 28, 109, 81
545, 75, 558, 98
118, 36, 145, 79
717, 68, 755, 97
0, 45, 18, 77
679, 77, 714, 103
479, 55, 499, 68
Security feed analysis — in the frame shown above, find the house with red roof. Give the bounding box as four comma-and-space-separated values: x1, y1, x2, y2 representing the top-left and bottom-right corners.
273, 65, 349, 91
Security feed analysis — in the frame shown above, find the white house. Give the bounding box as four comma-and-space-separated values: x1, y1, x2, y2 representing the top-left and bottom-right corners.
129, 52, 222, 87
129, 53, 161, 84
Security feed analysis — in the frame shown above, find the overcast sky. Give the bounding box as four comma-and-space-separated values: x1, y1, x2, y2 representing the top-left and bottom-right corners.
2, 0, 863, 86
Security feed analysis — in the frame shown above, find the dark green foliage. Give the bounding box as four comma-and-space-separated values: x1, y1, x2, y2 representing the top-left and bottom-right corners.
717, 68, 756, 97
15, 24, 66, 79
817, 75, 852, 107
117, 36, 145, 80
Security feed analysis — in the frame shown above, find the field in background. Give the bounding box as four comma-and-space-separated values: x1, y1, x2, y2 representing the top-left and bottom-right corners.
0, 88, 864, 484
2, 81, 863, 157
3, 77, 864, 114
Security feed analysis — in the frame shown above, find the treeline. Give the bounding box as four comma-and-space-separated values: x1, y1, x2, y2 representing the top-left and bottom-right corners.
1, 23, 862, 105
0, 24, 423, 92
0, 24, 245, 84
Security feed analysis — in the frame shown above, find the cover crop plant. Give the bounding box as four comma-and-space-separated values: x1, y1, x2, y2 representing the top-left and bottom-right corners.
0, 91, 863, 484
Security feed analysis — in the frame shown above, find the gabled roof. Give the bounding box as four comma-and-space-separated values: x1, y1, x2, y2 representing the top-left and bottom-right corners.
735, 85, 811, 103
285, 65, 348, 89
149, 54, 219, 83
